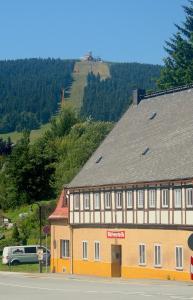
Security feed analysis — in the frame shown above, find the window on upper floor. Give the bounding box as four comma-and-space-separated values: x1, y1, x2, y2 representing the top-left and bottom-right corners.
126, 190, 133, 209
94, 192, 100, 210
115, 191, 122, 209
73, 194, 80, 210
137, 190, 144, 208
161, 189, 169, 208
174, 189, 182, 208
186, 188, 193, 208
104, 192, 111, 209
83, 193, 90, 210
149, 189, 156, 208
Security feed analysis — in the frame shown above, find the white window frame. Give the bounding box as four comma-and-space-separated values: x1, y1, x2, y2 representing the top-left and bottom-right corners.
137, 190, 144, 208
116, 191, 122, 209
60, 240, 70, 258
126, 190, 133, 208
82, 241, 88, 260
186, 188, 193, 208
139, 244, 146, 266
162, 189, 169, 208
73, 194, 80, 210
94, 241, 100, 261
94, 192, 100, 210
84, 193, 90, 210
154, 244, 161, 267
149, 189, 156, 208
105, 192, 111, 209
175, 246, 183, 270
174, 189, 182, 208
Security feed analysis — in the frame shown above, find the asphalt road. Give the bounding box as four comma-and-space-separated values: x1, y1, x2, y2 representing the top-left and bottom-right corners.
0, 272, 193, 300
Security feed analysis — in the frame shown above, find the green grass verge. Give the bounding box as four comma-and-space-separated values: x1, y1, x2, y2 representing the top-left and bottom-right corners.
4, 199, 56, 223
0, 258, 48, 273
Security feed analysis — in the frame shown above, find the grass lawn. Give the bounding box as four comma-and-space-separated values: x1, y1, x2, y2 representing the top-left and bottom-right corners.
0, 123, 51, 144
0, 258, 48, 273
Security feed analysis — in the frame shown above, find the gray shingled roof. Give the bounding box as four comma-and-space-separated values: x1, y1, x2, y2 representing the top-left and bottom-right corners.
68, 88, 193, 188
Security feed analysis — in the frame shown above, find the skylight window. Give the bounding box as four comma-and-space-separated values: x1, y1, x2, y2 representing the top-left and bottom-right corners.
142, 147, 149, 156
149, 112, 157, 120
96, 156, 102, 163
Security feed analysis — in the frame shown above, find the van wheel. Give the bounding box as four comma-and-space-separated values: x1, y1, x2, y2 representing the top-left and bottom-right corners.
11, 260, 20, 266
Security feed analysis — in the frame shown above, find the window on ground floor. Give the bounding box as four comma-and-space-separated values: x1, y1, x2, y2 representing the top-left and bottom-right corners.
60, 240, 70, 258
139, 244, 146, 265
94, 241, 100, 261
154, 244, 161, 267
82, 241, 88, 260
175, 246, 183, 270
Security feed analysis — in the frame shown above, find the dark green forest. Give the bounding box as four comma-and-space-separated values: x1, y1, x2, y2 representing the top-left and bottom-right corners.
158, 0, 193, 89
81, 63, 162, 121
0, 58, 75, 133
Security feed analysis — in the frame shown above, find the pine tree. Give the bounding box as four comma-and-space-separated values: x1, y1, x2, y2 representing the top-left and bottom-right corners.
158, 0, 193, 89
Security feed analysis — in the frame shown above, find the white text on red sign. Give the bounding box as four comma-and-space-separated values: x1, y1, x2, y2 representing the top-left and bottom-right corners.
107, 231, 125, 239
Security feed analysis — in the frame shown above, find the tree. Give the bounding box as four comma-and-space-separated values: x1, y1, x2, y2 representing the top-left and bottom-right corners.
157, 0, 193, 89
81, 63, 161, 122
12, 224, 20, 243
50, 104, 78, 137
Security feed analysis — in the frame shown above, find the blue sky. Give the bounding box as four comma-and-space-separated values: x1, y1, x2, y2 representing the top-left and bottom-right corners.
0, 0, 187, 64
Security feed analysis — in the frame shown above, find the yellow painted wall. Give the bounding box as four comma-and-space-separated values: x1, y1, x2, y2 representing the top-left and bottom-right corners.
50, 221, 71, 274
73, 260, 111, 277
50, 225, 192, 281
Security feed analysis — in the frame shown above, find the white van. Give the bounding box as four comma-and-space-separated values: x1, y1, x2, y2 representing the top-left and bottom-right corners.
2, 245, 50, 265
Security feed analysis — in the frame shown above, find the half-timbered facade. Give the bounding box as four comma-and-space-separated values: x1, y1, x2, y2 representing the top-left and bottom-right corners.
49, 86, 193, 281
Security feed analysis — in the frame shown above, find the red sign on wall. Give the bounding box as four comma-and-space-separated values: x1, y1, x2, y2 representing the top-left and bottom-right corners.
107, 230, 125, 239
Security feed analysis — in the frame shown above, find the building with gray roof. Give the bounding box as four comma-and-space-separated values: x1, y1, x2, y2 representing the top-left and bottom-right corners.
50, 86, 193, 281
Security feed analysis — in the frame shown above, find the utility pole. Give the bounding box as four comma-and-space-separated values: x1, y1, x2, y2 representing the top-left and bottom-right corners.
31, 203, 42, 273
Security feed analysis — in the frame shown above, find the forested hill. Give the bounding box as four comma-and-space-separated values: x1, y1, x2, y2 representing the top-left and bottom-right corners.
0, 58, 75, 133
0, 59, 161, 135
81, 62, 162, 121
